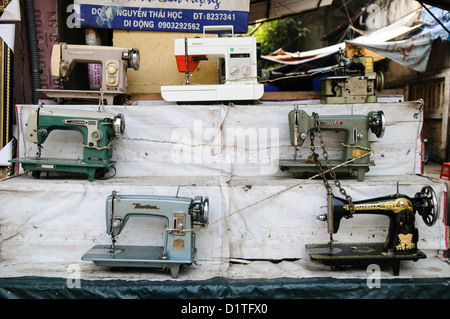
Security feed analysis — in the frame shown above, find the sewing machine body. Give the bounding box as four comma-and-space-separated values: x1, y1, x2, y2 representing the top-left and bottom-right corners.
38, 44, 140, 105
9, 107, 124, 181
82, 192, 209, 278
279, 109, 385, 181
307, 186, 438, 275
161, 36, 264, 103
320, 49, 383, 104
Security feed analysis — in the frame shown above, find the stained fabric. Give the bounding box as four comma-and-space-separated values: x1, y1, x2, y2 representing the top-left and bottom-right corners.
347, 6, 450, 72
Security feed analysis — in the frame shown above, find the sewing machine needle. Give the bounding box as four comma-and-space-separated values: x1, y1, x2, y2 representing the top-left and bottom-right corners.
328, 234, 334, 252
111, 236, 116, 253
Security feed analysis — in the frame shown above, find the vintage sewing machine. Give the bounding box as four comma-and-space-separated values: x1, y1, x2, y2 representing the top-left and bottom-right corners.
82, 191, 209, 278
279, 107, 385, 181
38, 43, 140, 105
320, 48, 384, 104
161, 26, 264, 104
9, 107, 125, 181
306, 185, 438, 275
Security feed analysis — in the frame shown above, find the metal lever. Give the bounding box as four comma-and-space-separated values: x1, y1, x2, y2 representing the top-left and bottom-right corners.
184, 38, 190, 84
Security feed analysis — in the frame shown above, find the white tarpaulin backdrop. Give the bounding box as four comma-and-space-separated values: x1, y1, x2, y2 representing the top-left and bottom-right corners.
1, 99, 448, 281
13, 99, 425, 178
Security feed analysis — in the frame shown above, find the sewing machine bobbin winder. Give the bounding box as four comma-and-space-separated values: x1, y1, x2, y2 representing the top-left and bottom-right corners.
82, 191, 209, 278
306, 185, 438, 275
279, 107, 385, 181
38, 43, 140, 105
9, 107, 125, 181
161, 26, 264, 104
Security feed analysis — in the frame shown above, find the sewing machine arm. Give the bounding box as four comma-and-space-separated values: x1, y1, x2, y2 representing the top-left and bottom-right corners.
288, 109, 385, 147
106, 192, 209, 237
325, 186, 438, 234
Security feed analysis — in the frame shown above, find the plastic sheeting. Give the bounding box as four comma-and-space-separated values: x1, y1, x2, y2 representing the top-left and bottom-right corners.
347, 7, 450, 72
0, 276, 449, 299
348, 35, 433, 72
262, 11, 423, 66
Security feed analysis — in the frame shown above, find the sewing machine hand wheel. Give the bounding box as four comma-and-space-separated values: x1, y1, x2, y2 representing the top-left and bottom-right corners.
191, 196, 209, 226
113, 114, 125, 138
376, 71, 384, 92
369, 111, 386, 138
414, 186, 438, 226
123, 48, 140, 71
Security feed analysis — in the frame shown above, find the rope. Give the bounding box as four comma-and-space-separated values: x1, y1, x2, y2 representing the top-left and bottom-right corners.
181, 146, 373, 232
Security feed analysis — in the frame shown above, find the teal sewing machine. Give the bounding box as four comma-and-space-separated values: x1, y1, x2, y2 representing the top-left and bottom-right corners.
10, 107, 125, 181
279, 107, 385, 181
82, 191, 209, 278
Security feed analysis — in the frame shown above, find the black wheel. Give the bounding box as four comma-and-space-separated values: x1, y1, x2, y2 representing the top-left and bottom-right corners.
414, 186, 438, 226
32, 170, 41, 179
423, 151, 430, 165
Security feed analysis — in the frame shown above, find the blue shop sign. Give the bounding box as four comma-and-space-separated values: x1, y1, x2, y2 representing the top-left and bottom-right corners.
78, 4, 249, 33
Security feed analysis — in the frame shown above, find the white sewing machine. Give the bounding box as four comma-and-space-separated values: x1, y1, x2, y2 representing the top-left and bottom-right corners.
38, 43, 140, 105
161, 26, 264, 103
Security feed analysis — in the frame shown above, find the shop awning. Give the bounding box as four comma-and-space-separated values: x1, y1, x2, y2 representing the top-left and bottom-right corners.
262, 10, 424, 66
261, 43, 343, 65
249, 0, 333, 23
347, 6, 449, 72
418, 0, 450, 11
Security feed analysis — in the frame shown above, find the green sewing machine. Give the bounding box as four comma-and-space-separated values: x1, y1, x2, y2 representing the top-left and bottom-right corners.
10, 107, 125, 181
82, 191, 209, 278
320, 48, 384, 104
279, 107, 385, 181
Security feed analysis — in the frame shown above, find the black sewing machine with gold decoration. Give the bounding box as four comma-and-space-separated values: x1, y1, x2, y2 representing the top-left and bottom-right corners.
306, 185, 438, 275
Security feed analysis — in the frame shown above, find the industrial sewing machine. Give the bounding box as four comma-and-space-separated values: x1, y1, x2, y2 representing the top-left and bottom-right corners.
161, 26, 264, 104
279, 107, 385, 181
38, 43, 140, 105
82, 191, 209, 278
9, 107, 125, 181
320, 48, 384, 104
306, 185, 438, 275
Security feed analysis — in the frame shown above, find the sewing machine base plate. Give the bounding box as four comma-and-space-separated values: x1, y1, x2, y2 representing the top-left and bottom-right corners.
320, 96, 378, 104
279, 159, 373, 181
10, 157, 116, 182
82, 245, 196, 278
161, 84, 264, 104
37, 89, 125, 105
306, 242, 426, 276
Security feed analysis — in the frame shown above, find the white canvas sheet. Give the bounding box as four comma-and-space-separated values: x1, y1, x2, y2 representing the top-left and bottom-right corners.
1, 99, 448, 281
14, 100, 424, 178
